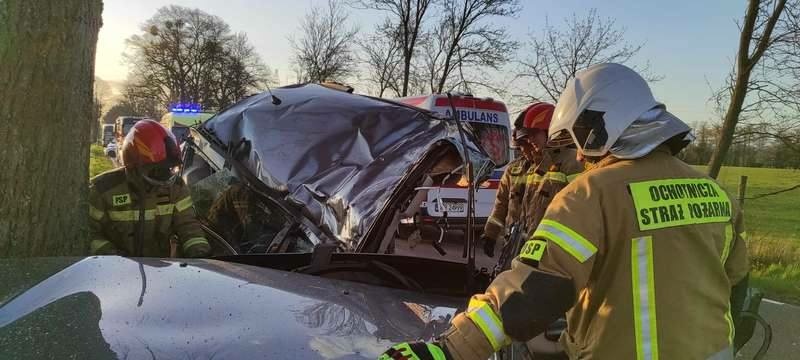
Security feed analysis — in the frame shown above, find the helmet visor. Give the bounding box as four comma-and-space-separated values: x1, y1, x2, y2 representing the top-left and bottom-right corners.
141, 164, 179, 187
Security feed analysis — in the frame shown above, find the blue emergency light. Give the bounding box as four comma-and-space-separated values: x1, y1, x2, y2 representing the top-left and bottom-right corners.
170, 103, 202, 113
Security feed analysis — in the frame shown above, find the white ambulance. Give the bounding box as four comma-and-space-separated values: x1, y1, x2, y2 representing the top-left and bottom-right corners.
396, 94, 511, 232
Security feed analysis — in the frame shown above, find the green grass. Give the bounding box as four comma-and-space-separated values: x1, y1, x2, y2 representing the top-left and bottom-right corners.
693, 165, 800, 303
89, 144, 115, 178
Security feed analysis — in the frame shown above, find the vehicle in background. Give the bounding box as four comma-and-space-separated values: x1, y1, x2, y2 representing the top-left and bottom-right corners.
160, 103, 215, 145
395, 94, 510, 233
101, 124, 115, 146
114, 116, 145, 142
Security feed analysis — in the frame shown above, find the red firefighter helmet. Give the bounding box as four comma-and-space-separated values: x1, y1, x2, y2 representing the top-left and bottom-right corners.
513, 102, 555, 141
121, 119, 181, 186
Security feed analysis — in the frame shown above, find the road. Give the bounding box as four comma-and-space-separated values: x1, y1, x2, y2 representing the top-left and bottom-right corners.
737, 299, 800, 359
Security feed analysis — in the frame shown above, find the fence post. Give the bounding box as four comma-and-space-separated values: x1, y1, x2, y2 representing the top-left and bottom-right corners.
737, 175, 748, 208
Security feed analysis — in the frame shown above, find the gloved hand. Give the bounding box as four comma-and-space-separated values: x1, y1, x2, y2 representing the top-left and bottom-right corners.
481, 235, 496, 258
184, 239, 212, 258
379, 341, 450, 360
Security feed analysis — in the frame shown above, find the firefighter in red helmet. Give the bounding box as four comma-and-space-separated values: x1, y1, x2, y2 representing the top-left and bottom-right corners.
481, 102, 584, 257
88, 119, 210, 258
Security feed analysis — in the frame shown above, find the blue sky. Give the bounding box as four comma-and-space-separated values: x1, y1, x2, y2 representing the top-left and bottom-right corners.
95, 0, 746, 123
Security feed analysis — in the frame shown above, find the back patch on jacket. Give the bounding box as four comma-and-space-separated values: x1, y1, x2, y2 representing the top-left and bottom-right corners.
628, 178, 731, 231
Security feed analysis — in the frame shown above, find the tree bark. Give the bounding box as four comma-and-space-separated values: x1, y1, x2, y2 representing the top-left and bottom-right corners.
0, 0, 103, 257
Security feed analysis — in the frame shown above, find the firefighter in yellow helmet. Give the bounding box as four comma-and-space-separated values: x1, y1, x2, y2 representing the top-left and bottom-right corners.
380, 63, 749, 360
481, 103, 582, 257
88, 119, 211, 258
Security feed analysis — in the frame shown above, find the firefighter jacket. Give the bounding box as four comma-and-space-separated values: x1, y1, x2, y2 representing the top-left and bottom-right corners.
441, 146, 749, 360
483, 158, 531, 242
484, 149, 584, 243
519, 147, 584, 234
88, 168, 210, 258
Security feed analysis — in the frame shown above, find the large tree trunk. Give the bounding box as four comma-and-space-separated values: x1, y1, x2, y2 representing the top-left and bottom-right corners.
0, 0, 103, 257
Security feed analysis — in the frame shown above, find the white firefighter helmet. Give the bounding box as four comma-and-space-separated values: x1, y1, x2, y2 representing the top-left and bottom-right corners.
549, 63, 661, 158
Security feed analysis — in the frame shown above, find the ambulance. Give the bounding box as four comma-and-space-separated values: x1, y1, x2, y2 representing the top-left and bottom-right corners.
395, 94, 511, 232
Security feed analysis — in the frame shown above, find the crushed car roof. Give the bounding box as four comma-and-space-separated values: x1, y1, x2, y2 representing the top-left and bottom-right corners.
199, 84, 493, 249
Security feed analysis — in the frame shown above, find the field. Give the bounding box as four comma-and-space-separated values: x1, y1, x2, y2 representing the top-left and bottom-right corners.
89, 144, 115, 178
698, 166, 800, 303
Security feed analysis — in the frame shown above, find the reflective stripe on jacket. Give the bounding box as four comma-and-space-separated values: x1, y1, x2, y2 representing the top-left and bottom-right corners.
442, 147, 748, 360
483, 158, 531, 242
88, 168, 209, 257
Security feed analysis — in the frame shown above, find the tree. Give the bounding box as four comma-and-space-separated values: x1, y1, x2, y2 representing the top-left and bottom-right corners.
358, 21, 404, 97
103, 103, 137, 125
0, 0, 103, 257
291, 0, 359, 83
124, 5, 270, 111
707, 0, 796, 178
422, 0, 519, 94
515, 9, 656, 103
353, 0, 437, 96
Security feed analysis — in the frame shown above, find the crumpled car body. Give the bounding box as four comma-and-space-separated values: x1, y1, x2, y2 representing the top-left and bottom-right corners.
186, 84, 494, 253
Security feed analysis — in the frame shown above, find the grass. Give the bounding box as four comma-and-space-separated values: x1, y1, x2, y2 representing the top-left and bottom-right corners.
89, 144, 115, 178
693, 165, 800, 303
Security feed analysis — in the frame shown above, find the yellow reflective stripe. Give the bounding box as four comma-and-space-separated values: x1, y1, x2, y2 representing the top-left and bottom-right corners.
629, 178, 732, 231
108, 204, 180, 221
721, 224, 733, 264
487, 216, 504, 227
567, 173, 580, 182
632, 236, 659, 360
466, 299, 508, 351
533, 219, 597, 263
156, 204, 174, 216
725, 308, 735, 346
175, 196, 193, 212
526, 173, 543, 185
90, 239, 112, 253
89, 205, 105, 221
519, 239, 547, 262
544, 172, 567, 183
108, 210, 145, 221
183, 237, 209, 252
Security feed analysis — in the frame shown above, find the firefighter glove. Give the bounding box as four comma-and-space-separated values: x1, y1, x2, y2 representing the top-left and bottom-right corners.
379, 341, 451, 360
481, 235, 496, 258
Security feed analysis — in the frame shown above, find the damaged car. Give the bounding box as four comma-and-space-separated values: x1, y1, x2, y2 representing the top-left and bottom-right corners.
0, 84, 508, 359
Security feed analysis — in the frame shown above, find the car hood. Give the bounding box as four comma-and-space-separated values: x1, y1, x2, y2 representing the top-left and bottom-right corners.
0, 256, 462, 359
199, 84, 493, 250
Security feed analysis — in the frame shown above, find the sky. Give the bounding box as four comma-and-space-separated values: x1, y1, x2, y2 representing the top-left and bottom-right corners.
95, 0, 745, 123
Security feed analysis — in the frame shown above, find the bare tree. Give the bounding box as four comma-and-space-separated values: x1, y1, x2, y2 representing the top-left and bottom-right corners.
125, 5, 269, 111
419, 0, 520, 94
515, 9, 655, 104
0, 0, 103, 256
707, 0, 796, 178
291, 0, 359, 83
353, 0, 437, 96
358, 21, 404, 97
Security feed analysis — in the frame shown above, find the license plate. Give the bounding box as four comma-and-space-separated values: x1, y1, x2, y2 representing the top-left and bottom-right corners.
441, 201, 466, 213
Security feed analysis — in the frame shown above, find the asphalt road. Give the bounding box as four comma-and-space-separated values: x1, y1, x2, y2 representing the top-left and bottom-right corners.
737, 299, 800, 359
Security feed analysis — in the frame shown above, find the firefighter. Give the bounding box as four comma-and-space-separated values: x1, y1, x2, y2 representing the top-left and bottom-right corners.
380, 63, 749, 360
88, 119, 211, 258
514, 102, 583, 234
481, 103, 583, 257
